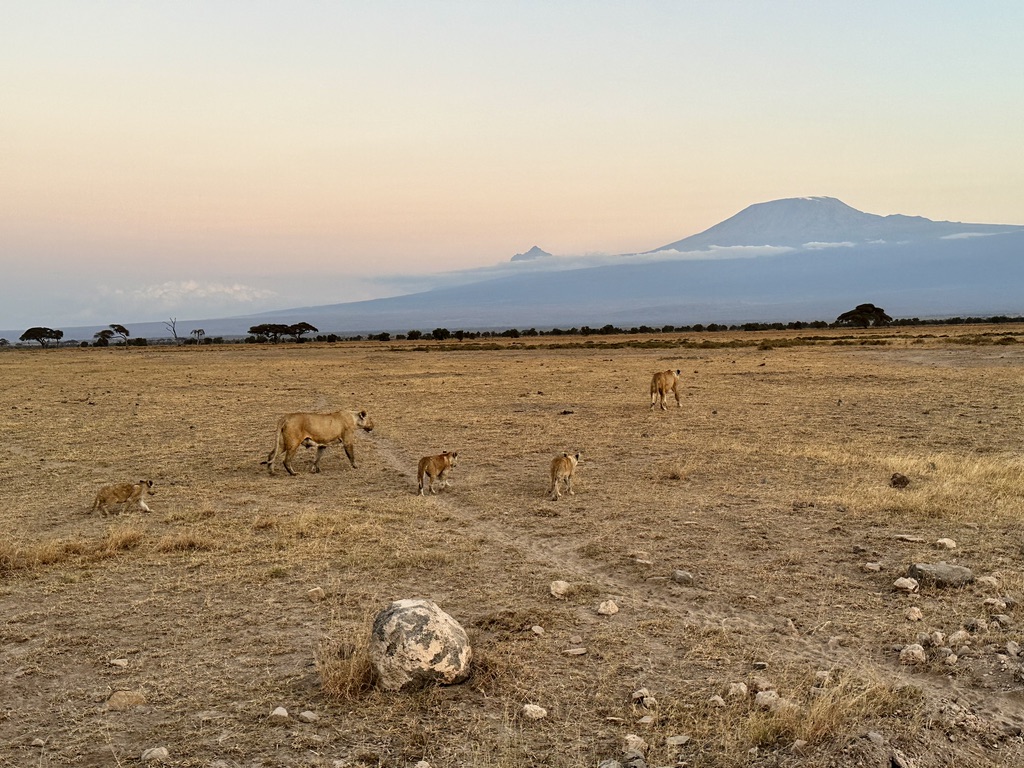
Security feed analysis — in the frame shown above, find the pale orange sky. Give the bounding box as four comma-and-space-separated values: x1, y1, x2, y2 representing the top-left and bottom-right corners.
2, 2, 1022, 328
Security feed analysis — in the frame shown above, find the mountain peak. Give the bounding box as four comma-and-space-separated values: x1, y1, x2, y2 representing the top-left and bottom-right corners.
510, 245, 553, 262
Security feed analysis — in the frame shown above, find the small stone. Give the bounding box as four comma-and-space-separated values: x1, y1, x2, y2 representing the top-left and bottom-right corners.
563, 647, 588, 655
298, 710, 319, 723
863, 562, 882, 572
597, 600, 619, 616
894, 577, 919, 593
636, 715, 654, 725
665, 734, 690, 747
531, 625, 544, 636
141, 747, 170, 763
550, 581, 572, 598
890, 473, 910, 488
935, 538, 957, 550
792, 739, 809, 755
905, 607, 924, 622
726, 682, 748, 698
754, 690, 781, 710
976, 576, 1000, 589
671, 570, 694, 585
895, 534, 925, 543
993, 614, 1013, 628
31, 738, 45, 748
930, 631, 946, 647
569, 634, 583, 644
268, 706, 289, 723
623, 734, 648, 754
709, 695, 726, 707
414, 762, 430, 768
1007, 641, 1022, 657
949, 629, 971, 646
631, 688, 651, 702
522, 704, 547, 720
106, 690, 147, 710
944, 654, 958, 666
109, 658, 129, 668
307, 587, 326, 602
899, 644, 927, 665
965, 618, 988, 633
867, 731, 885, 746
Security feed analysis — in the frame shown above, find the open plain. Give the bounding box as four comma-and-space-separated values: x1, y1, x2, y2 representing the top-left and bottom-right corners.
2, 327, 1024, 767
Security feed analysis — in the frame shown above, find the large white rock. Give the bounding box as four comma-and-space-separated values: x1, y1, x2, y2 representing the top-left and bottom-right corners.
369, 599, 473, 691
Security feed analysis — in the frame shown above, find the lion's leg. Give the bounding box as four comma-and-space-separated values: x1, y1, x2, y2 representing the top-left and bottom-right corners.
312, 445, 327, 473
566, 475, 575, 496
342, 438, 357, 468
138, 499, 151, 513
282, 446, 299, 476
549, 479, 560, 500
674, 383, 682, 407
660, 390, 668, 410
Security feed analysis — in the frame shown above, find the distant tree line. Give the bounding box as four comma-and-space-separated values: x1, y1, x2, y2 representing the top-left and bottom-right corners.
9, 307, 1024, 349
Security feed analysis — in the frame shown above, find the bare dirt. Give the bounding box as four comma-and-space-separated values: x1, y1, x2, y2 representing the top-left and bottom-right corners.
2, 327, 1024, 767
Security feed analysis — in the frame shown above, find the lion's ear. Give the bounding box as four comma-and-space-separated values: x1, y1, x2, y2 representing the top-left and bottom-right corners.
359, 410, 367, 418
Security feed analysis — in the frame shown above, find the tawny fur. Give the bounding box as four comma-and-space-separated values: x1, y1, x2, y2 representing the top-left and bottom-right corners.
91, 480, 155, 516
262, 409, 374, 475
417, 451, 459, 495
650, 369, 682, 410
548, 452, 580, 500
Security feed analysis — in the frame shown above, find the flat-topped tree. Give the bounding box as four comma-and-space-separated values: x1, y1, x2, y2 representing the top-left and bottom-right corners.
20, 327, 63, 347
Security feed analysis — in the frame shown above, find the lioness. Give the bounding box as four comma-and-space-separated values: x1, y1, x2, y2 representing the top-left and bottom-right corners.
417, 451, 458, 495
91, 479, 155, 516
262, 409, 374, 475
549, 451, 580, 501
650, 368, 682, 410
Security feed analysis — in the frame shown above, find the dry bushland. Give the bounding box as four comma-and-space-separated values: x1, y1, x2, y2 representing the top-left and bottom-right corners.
2, 326, 1024, 767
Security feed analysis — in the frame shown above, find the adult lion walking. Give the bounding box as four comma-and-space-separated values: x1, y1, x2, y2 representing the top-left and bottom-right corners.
650, 369, 682, 410
262, 409, 374, 475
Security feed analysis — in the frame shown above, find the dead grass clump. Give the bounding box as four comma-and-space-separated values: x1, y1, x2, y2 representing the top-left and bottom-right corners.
154, 531, 216, 552
317, 629, 376, 701
102, 526, 145, 553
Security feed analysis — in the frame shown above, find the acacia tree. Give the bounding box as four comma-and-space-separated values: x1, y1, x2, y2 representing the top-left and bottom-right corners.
287, 322, 318, 342
110, 324, 130, 345
835, 303, 893, 328
20, 327, 64, 347
94, 329, 114, 346
248, 323, 291, 343
190, 328, 205, 344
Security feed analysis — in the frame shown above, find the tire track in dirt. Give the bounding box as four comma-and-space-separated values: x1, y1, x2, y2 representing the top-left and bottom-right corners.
368, 433, 1024, 737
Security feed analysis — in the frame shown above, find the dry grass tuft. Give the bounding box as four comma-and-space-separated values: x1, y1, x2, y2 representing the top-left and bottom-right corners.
154, 530, 216, 552
317, 625, 377, 701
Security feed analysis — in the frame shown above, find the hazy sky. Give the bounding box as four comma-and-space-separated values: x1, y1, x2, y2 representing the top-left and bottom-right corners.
2, 1, 1022, 331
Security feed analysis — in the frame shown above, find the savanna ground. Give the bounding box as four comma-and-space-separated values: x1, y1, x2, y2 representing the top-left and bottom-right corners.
2, 326, 1024, 768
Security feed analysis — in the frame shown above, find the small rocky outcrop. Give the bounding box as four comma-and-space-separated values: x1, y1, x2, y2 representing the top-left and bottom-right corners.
368, 599, 472, 691
908, 562, 975, 588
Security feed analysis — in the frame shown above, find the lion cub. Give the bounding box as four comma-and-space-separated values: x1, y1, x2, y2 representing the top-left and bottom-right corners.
91, 480, 155, 516
548, 452, 580, 501
650, 368, 682, 410
418, 451, 459, 495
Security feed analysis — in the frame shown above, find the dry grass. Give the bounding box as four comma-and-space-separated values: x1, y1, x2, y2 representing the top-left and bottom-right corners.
2, 328, 1024, 767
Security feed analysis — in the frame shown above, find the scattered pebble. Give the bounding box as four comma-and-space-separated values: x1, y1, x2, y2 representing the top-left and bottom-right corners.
549, 581, 572, 598
307, 587, 326, 602
905, 607, 924, 621
298, 710, 319, 723
863, 562, 882, 572
899, 644, 927, 665
709, 695, 726, 707
268, 706, 289, 724
671, 570, 694, 585
531, 625, 545, 636
522, 704, 547, 720
894, 577, 920, 593
665, 734, 690, 747
563, 647, 588, 656
597, 600, 619, 616
141, 747, 170, 763
109, 658, 129, 668
934, 538, 957, 550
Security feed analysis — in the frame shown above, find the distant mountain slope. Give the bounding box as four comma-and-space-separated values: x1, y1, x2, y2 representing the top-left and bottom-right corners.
652, 196, 1022, 251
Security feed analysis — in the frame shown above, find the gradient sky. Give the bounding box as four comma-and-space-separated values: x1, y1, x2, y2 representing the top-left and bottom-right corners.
2, 1, 1022, 331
